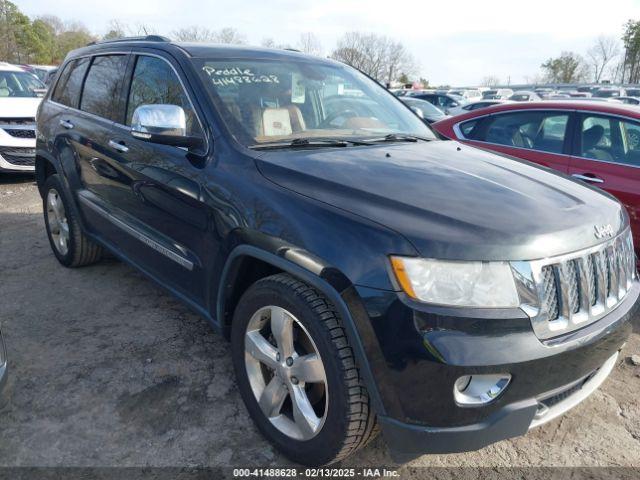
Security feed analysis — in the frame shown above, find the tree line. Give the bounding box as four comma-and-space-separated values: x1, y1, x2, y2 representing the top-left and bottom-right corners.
0, 0, 418, 86
533, 22, 640, 85
6, 0, 640, 87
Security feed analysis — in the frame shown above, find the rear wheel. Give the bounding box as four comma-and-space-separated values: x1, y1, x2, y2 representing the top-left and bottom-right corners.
43, 174, 102, 267
231, 273, 378, 465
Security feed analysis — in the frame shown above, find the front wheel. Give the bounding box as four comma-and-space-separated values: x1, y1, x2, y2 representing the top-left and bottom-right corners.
231, 273, 378, 465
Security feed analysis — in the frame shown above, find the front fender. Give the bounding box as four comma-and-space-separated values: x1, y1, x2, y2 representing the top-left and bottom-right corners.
216, 243, 390, 416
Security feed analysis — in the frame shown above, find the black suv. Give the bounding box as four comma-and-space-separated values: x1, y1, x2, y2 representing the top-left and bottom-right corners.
35, 36, 639, 465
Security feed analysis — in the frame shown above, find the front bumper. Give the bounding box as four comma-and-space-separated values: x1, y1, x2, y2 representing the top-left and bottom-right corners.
0, 148, 36, 172
378, 351, 619, 462
353, 280, 639, 461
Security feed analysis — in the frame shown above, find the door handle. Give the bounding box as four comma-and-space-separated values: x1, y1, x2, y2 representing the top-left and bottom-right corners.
108, 139, 129, 153
572, 173, 604, 184
59, 119, 74, 129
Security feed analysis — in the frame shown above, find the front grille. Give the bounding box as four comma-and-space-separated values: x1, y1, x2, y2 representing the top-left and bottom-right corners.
530, 229, 636, 339
0, 118, 36, 139
535, 369, 597, 417
0, 117, 35, 126
3, 128, 35, 138
0, 146, 36, 166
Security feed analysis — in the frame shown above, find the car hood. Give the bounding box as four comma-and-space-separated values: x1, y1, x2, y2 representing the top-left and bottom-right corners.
0, 97, 41, 119
255, 140, 626, 261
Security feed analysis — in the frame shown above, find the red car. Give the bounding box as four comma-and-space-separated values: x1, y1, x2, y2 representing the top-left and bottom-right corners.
433, 101, 640, 256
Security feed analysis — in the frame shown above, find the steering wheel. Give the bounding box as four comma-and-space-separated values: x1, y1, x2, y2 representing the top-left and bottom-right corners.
320, 109, 358, 128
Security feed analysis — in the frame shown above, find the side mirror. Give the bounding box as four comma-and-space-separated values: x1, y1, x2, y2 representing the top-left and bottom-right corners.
450, 102, 459, 108
410, 106, 424, 119
131, 104, 203, 150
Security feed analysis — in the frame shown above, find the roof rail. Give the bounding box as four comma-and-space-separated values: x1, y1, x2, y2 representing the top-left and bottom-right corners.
87, 35, 171, 46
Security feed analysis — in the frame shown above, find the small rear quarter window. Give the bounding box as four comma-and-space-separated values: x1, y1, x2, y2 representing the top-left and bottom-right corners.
459, 119, 479, 137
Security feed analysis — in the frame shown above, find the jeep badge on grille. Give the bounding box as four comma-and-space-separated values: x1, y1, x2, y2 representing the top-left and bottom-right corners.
594, 224, 615, 239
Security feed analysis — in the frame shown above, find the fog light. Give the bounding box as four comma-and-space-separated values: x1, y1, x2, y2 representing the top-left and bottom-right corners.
454, 374, 511, 406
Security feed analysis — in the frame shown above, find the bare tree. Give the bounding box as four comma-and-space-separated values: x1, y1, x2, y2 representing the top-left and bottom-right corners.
103, 19, 126, 40
385, 40, 416, 86
587, 36, 620, 83
297, 32, 322, 56
171, 26, 246, 44
330, 32, 416, 84
480, 75, 500, 87
132, 22, 157, 36
213, 27, 246, 44
36, 14, 64, 36
261, 37, 292, 50
172, 25, 216, 42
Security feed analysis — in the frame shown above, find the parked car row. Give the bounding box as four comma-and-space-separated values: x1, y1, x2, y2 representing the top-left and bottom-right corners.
24, 36, 640, 466
0, 62, 47, 174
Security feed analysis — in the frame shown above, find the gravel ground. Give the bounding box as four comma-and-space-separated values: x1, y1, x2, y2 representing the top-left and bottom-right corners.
1, 174, 639, 473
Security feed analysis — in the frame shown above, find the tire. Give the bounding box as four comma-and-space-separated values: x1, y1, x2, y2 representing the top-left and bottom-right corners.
231, 273, 378, 466
43, 174, 102, 267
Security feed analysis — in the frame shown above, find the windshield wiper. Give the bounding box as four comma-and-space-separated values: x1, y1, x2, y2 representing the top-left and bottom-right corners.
250, 137, 372, 150
369, 134, 431, 143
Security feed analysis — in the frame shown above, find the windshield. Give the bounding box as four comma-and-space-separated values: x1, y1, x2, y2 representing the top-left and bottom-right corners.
594, 89, 620, 98
194, 59, 436, 146
0, 71, 45, 98
402, 98, 444, 115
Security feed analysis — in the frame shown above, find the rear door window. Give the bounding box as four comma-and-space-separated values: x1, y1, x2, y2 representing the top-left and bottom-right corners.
578, 114, 640, 166
80, 55, 128, 121
52, 57, 90, 108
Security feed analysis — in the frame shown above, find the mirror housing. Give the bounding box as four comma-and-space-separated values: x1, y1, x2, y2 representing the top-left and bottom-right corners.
131, 104, 203, 150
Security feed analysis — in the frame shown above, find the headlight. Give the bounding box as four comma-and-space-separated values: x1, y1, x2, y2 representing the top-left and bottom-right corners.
390, 256, 520, 308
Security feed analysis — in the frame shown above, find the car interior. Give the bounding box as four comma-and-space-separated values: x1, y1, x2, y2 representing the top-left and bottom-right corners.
580, 116, 640, 165
464, 112, 568, 154
214, 80, 395, 143
0, 72, 43, 98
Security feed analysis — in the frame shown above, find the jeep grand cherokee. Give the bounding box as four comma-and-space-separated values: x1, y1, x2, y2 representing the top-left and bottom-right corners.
35, 36, 639, 465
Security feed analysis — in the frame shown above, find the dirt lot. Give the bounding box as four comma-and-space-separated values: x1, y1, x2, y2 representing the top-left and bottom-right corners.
1, 174, 640, 472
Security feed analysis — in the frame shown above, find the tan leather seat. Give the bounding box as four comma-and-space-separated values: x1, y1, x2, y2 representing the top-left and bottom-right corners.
259, 105, 307, 137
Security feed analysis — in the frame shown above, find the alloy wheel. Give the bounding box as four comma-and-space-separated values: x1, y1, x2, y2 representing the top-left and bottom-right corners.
46, 189, 70, 256
244, 305, 328, 441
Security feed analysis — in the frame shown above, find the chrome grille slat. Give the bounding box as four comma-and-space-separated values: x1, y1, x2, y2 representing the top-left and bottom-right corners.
577, 257, 592, 314
594, 251, 608, 309
540, 266, 559, 320
617, 238, 626, 298
606, 246, 618, 304
585, 254, 597, 307
523, 229, 636, 340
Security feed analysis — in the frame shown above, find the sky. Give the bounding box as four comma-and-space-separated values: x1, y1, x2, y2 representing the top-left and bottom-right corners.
16, 0, 640, 86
